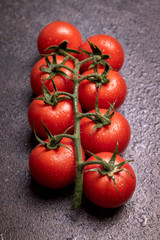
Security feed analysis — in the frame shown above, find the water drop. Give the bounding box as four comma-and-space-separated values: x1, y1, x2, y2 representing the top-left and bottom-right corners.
139, 214, 147, 227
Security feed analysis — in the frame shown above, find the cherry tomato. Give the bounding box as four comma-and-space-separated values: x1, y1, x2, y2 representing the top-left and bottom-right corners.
79, 68, 127, 111
83, 152, 136, 208
78, 34, 124, 73
80, 109, 131, 154
30, 55, 75, 96
29, 138, 85, 189
28, 96, 82, 139
37, 21, 83, 55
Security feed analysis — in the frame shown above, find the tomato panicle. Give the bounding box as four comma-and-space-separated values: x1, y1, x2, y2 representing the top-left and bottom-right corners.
28, 22, 136, 210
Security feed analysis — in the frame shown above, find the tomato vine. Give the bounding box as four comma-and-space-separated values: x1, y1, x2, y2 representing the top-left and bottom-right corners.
28, 23, 136, 210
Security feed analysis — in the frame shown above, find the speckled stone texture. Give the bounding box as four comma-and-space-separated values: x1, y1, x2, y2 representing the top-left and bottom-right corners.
0, 0, 160, 239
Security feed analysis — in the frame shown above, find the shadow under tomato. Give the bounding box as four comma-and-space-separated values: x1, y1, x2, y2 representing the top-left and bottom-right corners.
30, 177, 74, 201
80, 195, 125, 219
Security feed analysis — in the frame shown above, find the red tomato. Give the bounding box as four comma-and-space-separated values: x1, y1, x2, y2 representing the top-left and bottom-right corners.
30, 55, 75, 96
28, 96, 82, 139
83, 152, 136, 208
78, 34, 124, 72
79, 68, 127, 111
29, 138, 85, 189
37, 21, 83, 55
80, 109, 131, 154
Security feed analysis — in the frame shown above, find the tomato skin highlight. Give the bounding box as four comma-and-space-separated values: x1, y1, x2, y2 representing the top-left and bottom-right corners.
80, 109, 131, 154
78, 34, 124, 73
83, 152, 136, 208
79, 68, 127, 111
29, 138, 85, 189
30, 55, 75, 96
37, 21, 83, 55
28, 96, 82, 139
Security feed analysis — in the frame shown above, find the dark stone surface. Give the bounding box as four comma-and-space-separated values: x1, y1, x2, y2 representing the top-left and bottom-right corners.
0, 0, 160, 239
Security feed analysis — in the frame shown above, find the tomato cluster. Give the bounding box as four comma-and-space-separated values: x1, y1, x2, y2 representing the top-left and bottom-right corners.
28, 21, 136, 210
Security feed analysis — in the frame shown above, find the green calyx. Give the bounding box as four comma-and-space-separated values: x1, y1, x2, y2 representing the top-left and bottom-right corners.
80, 39, 110, 60
83, 93, 116, 133
37, 54, 75, 106
79, 41, 112, 92
34, 120, 73, 151
80, 40, 111, 72
36, 78, 72, 106
95, 64, 110, 88
83, 142, 134, 192
81, 63, 110, 88
39, 54, 73, 81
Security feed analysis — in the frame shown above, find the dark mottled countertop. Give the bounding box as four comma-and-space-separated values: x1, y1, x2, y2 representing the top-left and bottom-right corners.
0, 0, 160, 239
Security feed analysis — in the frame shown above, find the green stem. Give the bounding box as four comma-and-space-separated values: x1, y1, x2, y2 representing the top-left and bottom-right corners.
71, 60, 85, 209
78, 112, 98, 119
59, 49, 77, 62
55, 133, 75, 140
56, 64, 75, 73
80, 160, 112, 172
78, 73, 100, 82
79, 112, 111, 125
55, 91, 74, 99
79, 55, 101, 66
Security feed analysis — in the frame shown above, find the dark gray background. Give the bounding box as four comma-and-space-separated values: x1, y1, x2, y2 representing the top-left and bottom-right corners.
0, 0, 160, 239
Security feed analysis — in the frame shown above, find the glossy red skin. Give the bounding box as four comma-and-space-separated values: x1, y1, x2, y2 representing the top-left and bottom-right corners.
83, 152, 136, 208
37, 21, 83, 55
28, 96, 82, 139
29, 138, 85, 189
30, 55, 75, 96
80, 109, 131, 154
79, 68, 127, 111
78, 34, 124, 73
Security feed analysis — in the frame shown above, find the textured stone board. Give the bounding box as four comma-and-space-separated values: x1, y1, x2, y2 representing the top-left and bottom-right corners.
0, 0, 160, 239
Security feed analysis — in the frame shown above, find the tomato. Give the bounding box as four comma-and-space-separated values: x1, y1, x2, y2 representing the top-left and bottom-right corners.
78, 34, 124, 73
83, 152, 136, 208
28, 95, 82, 139
30, 55, 75, 96
80, 109, 131, 154
29, 138, 85, 189
79, 68, 127, 111
37, 21, 83, 55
